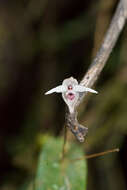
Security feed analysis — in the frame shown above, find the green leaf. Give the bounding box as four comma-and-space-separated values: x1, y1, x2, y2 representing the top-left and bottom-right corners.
35, 136, 87, 190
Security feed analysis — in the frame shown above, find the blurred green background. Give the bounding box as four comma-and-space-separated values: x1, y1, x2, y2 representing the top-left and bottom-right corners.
0, 0, 127, 189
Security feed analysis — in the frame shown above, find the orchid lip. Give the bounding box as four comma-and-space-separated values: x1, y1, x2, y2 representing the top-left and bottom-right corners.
67, 92, 75, 100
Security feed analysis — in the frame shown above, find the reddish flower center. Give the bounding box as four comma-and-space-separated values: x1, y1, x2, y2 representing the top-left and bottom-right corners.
68, 85, 73, 90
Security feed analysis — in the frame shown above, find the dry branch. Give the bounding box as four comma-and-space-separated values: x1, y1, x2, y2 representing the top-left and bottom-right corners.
66, 0, 127, 142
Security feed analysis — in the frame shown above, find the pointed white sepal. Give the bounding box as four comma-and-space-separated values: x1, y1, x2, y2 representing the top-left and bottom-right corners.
74, 85, 98, 94
45, 85, 67, 95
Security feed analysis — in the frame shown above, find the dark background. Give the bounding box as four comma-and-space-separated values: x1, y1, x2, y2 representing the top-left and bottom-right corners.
0, 0, 127, 189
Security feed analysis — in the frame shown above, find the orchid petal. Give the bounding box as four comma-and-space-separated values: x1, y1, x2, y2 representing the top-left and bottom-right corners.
74, 85, 98, 94
45, 85, 67, 95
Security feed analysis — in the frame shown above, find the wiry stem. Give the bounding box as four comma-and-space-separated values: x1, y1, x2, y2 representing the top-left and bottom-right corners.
71, 148, 119, 161
66, 0, 127, 142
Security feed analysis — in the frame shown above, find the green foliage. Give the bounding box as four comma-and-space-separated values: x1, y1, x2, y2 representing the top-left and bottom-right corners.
35, 136, 87, 190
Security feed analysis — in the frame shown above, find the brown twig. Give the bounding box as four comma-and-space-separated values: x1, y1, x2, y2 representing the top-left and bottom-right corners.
66, 0, 127, 142
79, 0, 127, 94
71, 148, 119, 162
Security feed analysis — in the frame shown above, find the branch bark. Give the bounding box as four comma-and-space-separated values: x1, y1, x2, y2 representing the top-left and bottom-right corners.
66, 0, 127, 142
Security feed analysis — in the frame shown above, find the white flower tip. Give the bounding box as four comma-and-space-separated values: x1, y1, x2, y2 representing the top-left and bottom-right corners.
45, 91, 49, 95
94, 90, 98, 94
86, 87, 98, 94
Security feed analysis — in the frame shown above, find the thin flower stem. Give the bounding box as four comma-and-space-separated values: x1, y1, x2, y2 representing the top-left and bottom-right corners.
71, 148, 119, 162
61, 125, 68, 160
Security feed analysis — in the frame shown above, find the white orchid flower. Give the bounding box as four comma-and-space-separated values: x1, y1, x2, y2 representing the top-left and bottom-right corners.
45, 77, 98, 113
